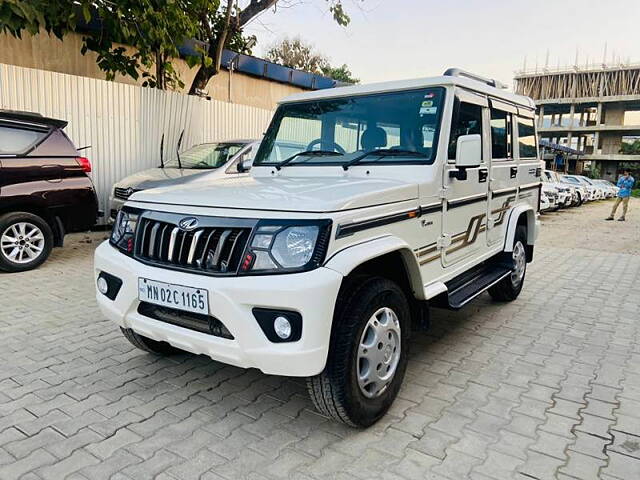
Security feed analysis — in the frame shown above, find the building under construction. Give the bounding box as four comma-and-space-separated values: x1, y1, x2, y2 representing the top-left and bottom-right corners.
514, 63, 640, 180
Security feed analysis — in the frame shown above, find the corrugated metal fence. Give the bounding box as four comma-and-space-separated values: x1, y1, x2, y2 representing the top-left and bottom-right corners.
0, 63, 274, 221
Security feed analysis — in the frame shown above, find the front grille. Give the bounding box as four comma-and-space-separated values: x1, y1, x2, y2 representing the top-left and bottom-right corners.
114, 187, 138, 200
135, 216, 252, 275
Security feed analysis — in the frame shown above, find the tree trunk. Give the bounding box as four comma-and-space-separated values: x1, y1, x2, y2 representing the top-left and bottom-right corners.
187, 0, 278, 95
155, 52, 165, 90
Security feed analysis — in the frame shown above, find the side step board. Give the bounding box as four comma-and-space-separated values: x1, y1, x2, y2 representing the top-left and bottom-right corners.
445, 263, 512, 309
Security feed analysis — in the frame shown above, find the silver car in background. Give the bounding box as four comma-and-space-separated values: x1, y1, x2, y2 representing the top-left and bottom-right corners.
108, 140, 260, 221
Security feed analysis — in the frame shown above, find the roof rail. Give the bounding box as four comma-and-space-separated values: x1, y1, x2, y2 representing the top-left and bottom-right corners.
443, 68, 507, 89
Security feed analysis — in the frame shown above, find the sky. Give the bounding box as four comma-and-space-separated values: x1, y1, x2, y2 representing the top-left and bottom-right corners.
244, 0, 640, 89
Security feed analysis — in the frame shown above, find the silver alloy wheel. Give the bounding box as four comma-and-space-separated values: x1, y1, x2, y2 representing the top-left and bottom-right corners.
357, 307, 401, 399
511, 241, 526, 286
0, 222, 45, 264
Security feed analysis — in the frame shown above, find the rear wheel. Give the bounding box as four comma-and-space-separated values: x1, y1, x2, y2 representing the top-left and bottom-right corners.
120, 328, 182, 355
488, 226, 527, 302
0, 212, 53, 272
307, 277, 411, 427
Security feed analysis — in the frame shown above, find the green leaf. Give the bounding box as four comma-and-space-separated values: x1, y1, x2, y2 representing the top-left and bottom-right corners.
82, 4, 91, 24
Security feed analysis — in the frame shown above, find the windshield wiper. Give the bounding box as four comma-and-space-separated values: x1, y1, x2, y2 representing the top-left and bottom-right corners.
275, 150, 343, 170
342, 149, 427, 171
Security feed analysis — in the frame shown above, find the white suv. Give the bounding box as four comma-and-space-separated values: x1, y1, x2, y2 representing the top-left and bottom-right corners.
95, 69, 542, 427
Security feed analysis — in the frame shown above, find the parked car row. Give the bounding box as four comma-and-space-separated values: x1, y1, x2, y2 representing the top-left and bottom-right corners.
539, 169, 617, 213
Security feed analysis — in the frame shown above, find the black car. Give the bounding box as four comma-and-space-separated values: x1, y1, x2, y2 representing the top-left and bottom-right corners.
0, 110, 98, 272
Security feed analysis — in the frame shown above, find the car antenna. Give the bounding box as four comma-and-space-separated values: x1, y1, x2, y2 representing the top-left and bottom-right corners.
159, 134, 165, 168
176, 130, 184, 169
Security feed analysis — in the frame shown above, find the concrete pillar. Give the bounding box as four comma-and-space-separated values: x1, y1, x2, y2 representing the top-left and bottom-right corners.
568, 104, 576, 128
538, 105, 545, 128
594, 102, 603, 153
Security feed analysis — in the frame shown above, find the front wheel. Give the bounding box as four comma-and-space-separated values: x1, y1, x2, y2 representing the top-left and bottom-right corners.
488, 226, 527, 302
307, 277, 411, 427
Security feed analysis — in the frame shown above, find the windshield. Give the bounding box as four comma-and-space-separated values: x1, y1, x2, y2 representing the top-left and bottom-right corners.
563, 176, 580, 185
164, 142, 246, 169
254, 87, 445, 167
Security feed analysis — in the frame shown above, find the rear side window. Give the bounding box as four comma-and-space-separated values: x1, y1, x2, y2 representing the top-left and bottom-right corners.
517, 118, 537, 158
490, 109, 512, 159
0, 125, 47, 154
448, 101, 483, 159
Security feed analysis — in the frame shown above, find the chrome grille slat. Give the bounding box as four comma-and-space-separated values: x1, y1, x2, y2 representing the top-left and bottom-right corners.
225, 231, 244, 266
167, 227, 179, 262
187, 230, 204, 264
212, 230, 232, 268
158, 224, 169, 260
178, 231, 189, 264
135, 218, 250, 275
199, 230, 217, 265
148, 223, 160, 258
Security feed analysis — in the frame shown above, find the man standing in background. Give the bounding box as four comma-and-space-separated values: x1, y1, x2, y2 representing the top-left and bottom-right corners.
606, 169, 635, 221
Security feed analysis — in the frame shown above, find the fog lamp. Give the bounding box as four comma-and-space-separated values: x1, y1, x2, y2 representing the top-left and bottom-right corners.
274, 316, 292, 339
97, 277, 109, 295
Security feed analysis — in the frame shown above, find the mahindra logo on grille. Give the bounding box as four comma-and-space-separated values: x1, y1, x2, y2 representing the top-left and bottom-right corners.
178, 217, 199, 231
126, 187, 135, 197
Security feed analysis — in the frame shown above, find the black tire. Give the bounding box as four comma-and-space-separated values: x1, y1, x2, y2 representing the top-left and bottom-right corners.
489, 225, 527, 302
0, 212, 54, 273
306, 276, 411, 427
120, 327, 182, 355
575, 193, 583, 207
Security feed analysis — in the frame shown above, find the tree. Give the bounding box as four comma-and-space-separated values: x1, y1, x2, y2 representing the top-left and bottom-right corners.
0, 0, 199, 89
320, 64, 359, 84
265, 36, 359, 83
0, 0, 356, 92
265, 37, 328, 73
187, 0, 354, 94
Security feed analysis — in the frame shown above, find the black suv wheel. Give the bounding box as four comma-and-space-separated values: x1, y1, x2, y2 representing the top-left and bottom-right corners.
307, 276, 411, 427
0, 212, 53, 272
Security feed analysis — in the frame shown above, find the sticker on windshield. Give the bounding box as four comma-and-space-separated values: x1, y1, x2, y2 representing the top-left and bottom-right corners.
421, 100, 433, 107
424, 92, 436, 99
419, 106, 437, 115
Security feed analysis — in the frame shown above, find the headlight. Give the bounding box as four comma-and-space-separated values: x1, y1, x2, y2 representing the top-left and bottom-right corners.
240, 220, 331, 274
110, 209, 139, 255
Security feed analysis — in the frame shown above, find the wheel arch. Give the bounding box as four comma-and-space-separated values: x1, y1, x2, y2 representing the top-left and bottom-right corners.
324, 236, 425, 301
503, 205, 537, 260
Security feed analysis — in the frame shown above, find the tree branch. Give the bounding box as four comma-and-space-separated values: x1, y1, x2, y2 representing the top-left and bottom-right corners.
238, 0, 278, 27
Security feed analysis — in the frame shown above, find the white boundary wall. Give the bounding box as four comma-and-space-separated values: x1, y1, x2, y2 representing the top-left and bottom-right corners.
0, 63, 274, 220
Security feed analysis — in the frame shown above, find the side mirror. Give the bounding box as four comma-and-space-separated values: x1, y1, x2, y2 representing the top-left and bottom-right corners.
455, 134, 482, 168
450, 134, 481, 181
236, 158, 253, 173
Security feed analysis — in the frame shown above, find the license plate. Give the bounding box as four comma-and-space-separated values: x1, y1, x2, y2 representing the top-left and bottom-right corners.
138, 278, 209, 315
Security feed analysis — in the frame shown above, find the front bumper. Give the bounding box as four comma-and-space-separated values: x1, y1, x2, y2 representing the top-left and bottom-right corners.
94, 241, 343, 376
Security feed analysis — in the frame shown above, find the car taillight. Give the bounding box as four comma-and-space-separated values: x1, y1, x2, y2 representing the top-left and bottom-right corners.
76, 156, 91, 173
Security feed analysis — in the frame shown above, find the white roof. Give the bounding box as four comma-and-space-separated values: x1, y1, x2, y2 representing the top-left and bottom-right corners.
280, 75, 535, 109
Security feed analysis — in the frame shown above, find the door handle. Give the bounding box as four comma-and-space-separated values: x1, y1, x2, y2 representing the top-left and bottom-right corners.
510, 166, 518, 179
478, 169, 488, 183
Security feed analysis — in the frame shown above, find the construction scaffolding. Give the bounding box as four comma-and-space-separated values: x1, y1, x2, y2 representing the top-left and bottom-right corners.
515, 64, 640, 100
512, 62, 640, 181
